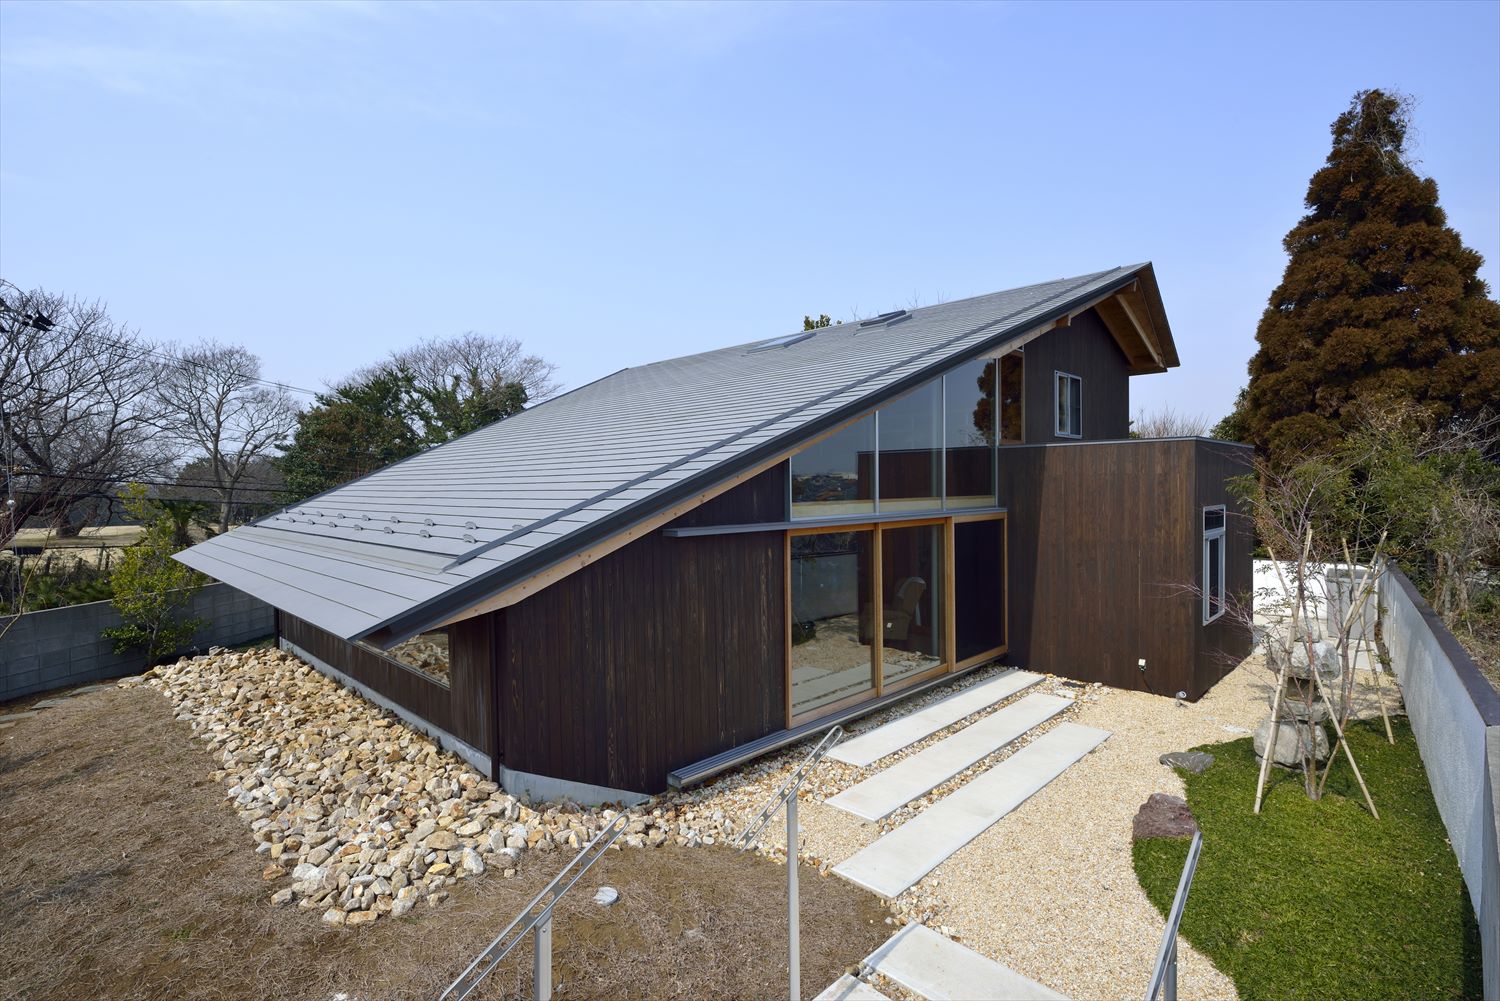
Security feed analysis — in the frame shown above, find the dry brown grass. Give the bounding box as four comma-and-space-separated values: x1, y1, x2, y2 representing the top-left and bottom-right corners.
0, 687, 888, 1001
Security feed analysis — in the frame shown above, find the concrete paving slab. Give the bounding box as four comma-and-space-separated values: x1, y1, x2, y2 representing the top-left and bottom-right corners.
828, 670, 1043, 768
0, 710, 39, 721
30, 698, 71, 709
826, 693, 1072, 822
833, 722, 1111, 898
813, 974, 893, 1001
864, 924, 1068, 1000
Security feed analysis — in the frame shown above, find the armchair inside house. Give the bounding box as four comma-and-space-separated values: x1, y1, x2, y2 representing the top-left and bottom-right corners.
860, 576, 927, 644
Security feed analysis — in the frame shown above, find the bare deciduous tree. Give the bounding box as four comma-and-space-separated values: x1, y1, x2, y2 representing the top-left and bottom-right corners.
156, 341, 301, 534
375, 332, 561, 407
1132, 405, 1212, 438
1, 284, 175, 545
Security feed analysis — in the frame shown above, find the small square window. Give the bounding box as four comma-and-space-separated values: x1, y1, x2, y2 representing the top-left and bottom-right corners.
1054, 372, 1082, 438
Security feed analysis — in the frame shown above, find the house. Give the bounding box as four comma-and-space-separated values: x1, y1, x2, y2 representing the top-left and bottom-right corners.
177, 264, 1253, 803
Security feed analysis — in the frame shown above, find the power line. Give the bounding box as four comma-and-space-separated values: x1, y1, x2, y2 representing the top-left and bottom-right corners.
4, 468, 291, 498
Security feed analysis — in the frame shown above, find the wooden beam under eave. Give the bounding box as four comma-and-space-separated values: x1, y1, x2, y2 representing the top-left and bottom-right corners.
1117, 287, 1167, 369
1094, 295, 1156, 371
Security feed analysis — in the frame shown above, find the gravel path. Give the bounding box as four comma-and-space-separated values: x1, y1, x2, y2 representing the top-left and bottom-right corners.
689, 655, 1333, 1000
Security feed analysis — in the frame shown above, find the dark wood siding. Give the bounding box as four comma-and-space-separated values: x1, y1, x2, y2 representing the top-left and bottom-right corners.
494, 517, 786, 793
1019, 308, 1131, 443
1194, 441, 1255, 694
277, 611, 496, 759
673, 462, 788, 527
997, 438, 1252, 699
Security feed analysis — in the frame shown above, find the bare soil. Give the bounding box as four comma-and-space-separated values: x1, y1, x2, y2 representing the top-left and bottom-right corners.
0, 686, 888, 1001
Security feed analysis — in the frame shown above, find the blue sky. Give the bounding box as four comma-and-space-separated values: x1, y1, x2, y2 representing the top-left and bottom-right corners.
2, 0, 1497, 425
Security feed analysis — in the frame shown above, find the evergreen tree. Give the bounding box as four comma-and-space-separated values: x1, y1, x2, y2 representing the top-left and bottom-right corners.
277, 368, 426, 502
1245, 89, 1500, 459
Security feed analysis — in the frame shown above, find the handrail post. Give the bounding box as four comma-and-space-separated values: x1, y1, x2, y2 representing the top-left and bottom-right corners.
1144, 830, 1202, 1001
534, 910, 553, 1001
736, 726, 841, 1001
788, 791, 800, 1001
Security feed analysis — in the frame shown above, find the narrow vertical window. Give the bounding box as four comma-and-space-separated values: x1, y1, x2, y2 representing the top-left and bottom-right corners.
1054, 371, 1082, 438
1203, 506, 1226, 624
999, 350, 1024, 444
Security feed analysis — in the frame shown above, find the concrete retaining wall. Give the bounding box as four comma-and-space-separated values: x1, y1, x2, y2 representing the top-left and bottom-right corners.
0, 583, 273, 700
1382, 567, 1500, 998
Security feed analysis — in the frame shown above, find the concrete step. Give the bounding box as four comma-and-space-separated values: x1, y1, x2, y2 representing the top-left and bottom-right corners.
813, 973, 893, 1000
832, 722, 1111, 898
825, 693, 1072, 822
828, 670, 1043, 768
864, 923, 1068, 1000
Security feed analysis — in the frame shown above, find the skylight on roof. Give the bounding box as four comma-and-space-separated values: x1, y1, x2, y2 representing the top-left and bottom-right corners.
749, 330, 816, 352
858, 309, 910, 329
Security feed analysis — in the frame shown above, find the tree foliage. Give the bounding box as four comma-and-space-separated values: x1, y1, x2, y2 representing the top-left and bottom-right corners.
277, 368, 427, 502
102, 482, 205, 662
1, 285, 175, 543
278, 334, 539, 502
155, 340, 299, 534
1245, 90, 1500, 460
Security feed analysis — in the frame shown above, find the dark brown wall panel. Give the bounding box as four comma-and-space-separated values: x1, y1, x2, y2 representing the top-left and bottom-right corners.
496, 523, 786, 793
674, 462, 788, 527
1194, 442, 1256, 693
1020, 309, 1132, 443
997, 438, 1246, 699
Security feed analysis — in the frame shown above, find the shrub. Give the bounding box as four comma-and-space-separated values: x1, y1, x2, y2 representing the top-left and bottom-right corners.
102, 484, 206, 663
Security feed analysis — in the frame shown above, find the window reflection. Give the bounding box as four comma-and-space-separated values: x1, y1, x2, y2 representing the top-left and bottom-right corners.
944, 359, 996, 508
877, 380, 941, 511
880, 524, 945, 687
790, 415, 875, 518
790, 532, 876, 717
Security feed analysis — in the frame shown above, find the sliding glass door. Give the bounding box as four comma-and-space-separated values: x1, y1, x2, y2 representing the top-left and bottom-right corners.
789, 531, 877, 720
789, 513, 1004, 725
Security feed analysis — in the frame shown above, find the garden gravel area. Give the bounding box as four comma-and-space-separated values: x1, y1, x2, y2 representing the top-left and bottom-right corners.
4, 638, 1411, 999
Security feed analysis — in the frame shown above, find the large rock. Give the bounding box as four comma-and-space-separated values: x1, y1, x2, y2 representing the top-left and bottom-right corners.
1254, 717, 1329, 766
1132, 793, 1198, 840
1159, 751, 1215, 774
1265, 621, 1340, 682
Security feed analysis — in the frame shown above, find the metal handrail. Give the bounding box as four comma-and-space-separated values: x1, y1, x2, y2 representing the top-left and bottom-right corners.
735, 725, 842, 1001
440, 810, 632, 1001
735, 725, 843, 852
1144, 830, 1204, 1001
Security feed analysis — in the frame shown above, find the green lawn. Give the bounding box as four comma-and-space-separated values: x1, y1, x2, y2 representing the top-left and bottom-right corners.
1134, 719, 1482, 1001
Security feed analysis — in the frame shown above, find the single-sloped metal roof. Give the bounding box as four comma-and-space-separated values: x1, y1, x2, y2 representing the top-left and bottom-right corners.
176, 264, 1171, 644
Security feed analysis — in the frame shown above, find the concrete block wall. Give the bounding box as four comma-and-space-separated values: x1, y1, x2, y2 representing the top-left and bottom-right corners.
0, 583, 273, 701
1382, 568, 1500, 999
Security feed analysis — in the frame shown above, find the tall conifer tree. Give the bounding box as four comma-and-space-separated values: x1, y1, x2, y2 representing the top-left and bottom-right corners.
1246, 89, 1500, 458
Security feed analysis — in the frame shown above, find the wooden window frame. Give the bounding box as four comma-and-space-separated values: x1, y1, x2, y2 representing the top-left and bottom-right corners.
785, 511, 1008, 727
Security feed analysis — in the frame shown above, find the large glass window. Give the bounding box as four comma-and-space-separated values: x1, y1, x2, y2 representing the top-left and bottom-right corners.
790, 531, 876, 718
1203, 506, 1226, 623
954, 519, 1005, 662
877, 381, 942, 511
944, 359, 997, 509
999, 351, 1024, 444
791, 415, 875, 518
880, 524, 945, 688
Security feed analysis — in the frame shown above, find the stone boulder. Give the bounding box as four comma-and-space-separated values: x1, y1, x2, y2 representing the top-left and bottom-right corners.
1132, 793, 1198, 840
1254, 717, 1329, 766
1159, 751, 1215, 774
